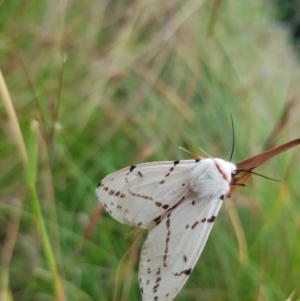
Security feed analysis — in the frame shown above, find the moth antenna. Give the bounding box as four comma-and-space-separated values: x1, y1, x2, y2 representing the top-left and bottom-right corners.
178, 146, 202, 159
125, 225, 136, 237
231, 183, 246, 187
235, 169, 280, 182
198, 147, 213, 159
229, 114, 235, 161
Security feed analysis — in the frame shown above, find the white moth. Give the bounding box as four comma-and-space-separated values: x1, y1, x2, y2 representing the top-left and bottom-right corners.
96, 139, 300, 301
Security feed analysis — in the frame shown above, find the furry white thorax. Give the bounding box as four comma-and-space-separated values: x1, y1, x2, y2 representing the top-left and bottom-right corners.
188, 158, 236, 200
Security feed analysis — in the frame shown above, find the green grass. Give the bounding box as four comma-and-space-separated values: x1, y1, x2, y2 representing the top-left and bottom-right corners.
1, 0, 300, 300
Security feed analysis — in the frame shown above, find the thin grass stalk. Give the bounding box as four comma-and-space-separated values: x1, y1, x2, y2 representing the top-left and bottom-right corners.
0, 69, 27, 166
0, 69, 27, 301
26, 121, 66, 301
225, 200, 248, 264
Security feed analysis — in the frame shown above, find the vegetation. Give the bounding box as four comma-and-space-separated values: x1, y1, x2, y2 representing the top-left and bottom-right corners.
1, 1, 300, 300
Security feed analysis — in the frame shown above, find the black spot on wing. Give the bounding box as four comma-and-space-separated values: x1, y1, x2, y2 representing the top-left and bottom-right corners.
130, 165, 136, 172
153, 216, 161, 222
138, 171, 143, 177
220, 195, 224, 200
167, 196, 185, 212
153, 282, 159, 292
207, 215, 216, 223
128, 189, 152, 200
161, 161, 180, 179
195, 159, 200, 162
201, 216, 216, 223
97, 181, 102, 187
174, 268, 192, 276
163, 214, 172, 268
191, 221, 199, 229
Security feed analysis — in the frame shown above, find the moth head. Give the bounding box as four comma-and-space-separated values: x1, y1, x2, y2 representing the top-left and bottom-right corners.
214, 158, 236, 182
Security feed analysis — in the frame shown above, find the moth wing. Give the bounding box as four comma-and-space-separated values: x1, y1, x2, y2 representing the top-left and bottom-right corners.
139, 190, 223, 301
96, 160, 200, 229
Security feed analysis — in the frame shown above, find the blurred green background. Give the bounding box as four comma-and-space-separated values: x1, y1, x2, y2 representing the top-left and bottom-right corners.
1, 0, 300, 300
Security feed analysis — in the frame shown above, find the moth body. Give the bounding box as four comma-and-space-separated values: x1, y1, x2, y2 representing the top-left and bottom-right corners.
189, 158, 236, 200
